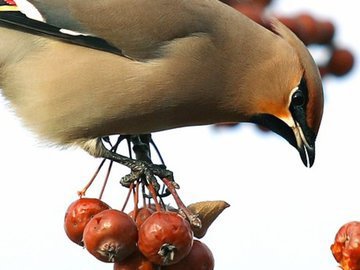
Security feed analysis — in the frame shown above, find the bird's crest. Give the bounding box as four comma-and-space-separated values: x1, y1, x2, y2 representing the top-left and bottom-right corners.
269, 17, 324, 136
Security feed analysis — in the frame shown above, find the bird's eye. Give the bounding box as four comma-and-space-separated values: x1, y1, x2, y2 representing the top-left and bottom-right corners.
291, 90, 305, 107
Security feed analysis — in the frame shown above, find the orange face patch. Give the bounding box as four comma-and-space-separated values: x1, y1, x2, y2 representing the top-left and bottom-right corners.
256, 99, 291, 121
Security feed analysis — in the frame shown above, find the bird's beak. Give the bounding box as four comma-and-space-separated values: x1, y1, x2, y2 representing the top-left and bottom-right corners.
250, 114, 316, 167
292, 121, 315, 167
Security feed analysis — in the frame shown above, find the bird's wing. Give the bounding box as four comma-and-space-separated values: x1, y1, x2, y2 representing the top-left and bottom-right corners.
0, 9, 124, 55
25, 0, 214, 59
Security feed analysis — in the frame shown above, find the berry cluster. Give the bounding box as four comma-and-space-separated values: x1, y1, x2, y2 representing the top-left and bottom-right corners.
63, 136, 228, 269
64, 197, 216, 269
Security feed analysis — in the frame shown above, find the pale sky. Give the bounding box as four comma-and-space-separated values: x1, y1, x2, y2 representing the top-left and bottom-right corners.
0, 1, 359, 269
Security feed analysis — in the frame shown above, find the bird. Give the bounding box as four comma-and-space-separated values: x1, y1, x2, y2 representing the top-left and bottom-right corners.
0, 0, 323, 178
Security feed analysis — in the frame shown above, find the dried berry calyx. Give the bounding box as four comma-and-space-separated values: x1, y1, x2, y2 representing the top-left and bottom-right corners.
187, 200, 230, 238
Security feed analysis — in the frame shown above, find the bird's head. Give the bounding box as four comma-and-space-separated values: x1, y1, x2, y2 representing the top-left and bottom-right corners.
244, 19, 324, 167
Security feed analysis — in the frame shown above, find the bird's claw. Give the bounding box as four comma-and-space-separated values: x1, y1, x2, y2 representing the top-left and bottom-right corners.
120, 160, 173, 187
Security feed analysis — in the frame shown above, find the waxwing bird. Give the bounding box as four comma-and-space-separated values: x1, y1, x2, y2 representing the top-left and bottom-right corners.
0, 0, 323, 174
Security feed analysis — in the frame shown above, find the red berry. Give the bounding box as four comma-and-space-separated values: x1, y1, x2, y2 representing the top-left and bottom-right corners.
327, 48, 355, 76
163, 240, 215, 270
317, 21, 335, 44
232, 4, 263, 25
295, 13, 318, 45
318, 66, 329, 77
113, 250, 155, 270
83, 209, 138, 263
138, 211, 193, 265
251, 0, 272, 7
64, 198, 110, 246
277, 17, 297, 33
331, 221, 360, 270
129, 207, 154, 228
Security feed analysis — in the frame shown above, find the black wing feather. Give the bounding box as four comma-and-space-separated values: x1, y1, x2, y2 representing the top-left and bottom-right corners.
0, 10, 124, 56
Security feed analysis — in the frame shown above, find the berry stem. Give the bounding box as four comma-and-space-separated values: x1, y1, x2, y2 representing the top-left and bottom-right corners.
121, 182, 134, 212
78, 158, 106, 197
126, 136, 133, 159
162, 177, 202, 228
147, 182, 163, 212
98, 160, 113, 200
150, 137, 166, 165
99, 137, 123, 199
78, 136, 124, 197
131, 181, 140, 218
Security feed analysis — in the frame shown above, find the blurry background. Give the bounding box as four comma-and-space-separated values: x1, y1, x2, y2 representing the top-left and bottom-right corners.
0, 0, 358, 269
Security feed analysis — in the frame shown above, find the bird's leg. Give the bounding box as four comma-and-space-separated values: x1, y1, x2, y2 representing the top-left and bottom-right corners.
89, 135, 200, 227
97, 135, 173, 187
131, 134, 152, 163
130, 135, 201, 227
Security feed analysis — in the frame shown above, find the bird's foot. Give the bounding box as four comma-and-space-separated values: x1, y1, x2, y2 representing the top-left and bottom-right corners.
81, 135, 200, 228
120, 160, 173, 188
97, 135, 173, 187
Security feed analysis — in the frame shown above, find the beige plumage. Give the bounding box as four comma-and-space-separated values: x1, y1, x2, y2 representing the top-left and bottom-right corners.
0, 0, 323, 167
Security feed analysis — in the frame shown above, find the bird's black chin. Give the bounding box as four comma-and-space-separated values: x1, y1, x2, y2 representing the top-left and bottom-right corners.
250, 114, 315, 167
250, 114, 297, 148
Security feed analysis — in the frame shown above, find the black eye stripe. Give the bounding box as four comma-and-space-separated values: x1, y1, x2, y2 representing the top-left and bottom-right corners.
299, 77, 307, 93
290, 76, 308, 108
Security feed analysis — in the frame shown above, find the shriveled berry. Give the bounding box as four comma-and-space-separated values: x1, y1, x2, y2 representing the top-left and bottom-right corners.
138, 211, 193, 265
129, 207, 154, 228
331, 221, 360, 270
64, 198, 110, 246
113, 250, 155, 270
163, 240, 214, 270
83, 209, 138, 263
